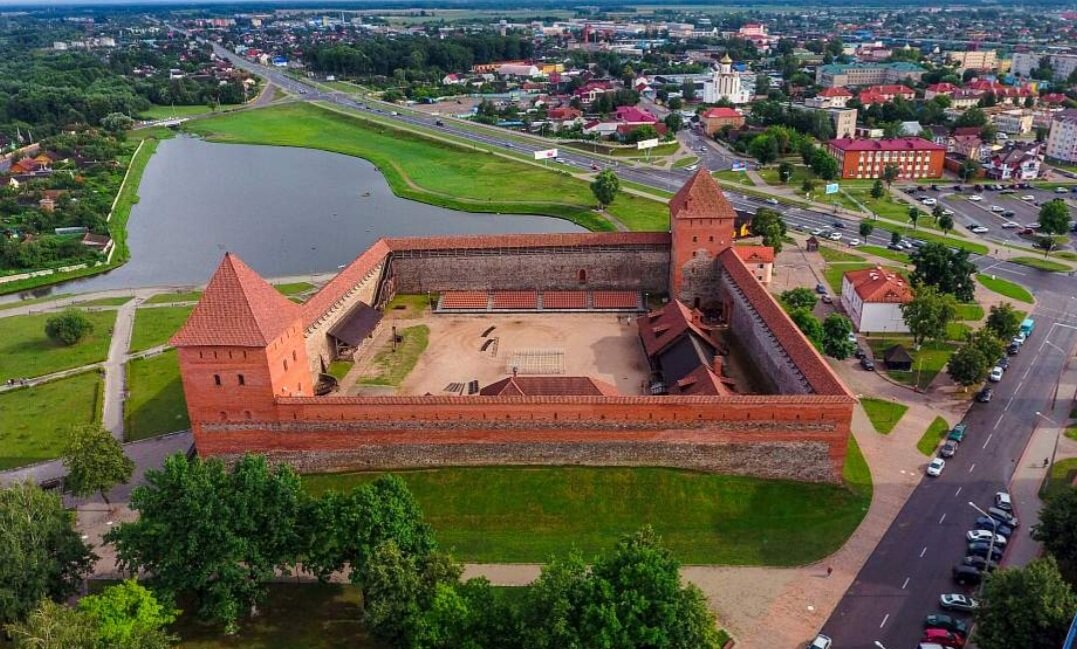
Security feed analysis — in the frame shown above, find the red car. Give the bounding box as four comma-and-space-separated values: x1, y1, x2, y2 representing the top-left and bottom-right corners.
922, 628, 966, 648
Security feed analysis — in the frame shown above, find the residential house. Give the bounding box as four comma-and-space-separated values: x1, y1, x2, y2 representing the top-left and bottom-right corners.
573, 81, 613, 105
805, 86, 853, 109
840, 267, 913, 333
991, 109, 1034, 135
924, 82, 960, 101
699, 107, 745, 135
982, 142, 1043, 180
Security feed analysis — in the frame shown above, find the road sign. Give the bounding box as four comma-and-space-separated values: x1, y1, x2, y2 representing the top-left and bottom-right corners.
533, 149, 558, 160
825, 183, 840, 195
636, 138, 660, 150
731, 161, 747, 172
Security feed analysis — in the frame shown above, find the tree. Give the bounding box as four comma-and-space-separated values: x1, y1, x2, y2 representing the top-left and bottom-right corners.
967, 327, 1005, 367
44, 309, 94, 346
821, 313, 855, 359
100, 112, 134, 135
870, 179, 885, 200
78, 580, 177, 649
4, 600, 96, 649
985, 303, 1023, 341
105, 454, 305, 633
859, 221, 874, 238
907, 206, 922, 230
789, 308, 824, 348
974, 557, 1077, 649
666, 97, 683, 111
590, 169, 620, 209
680, 80, 696, 102
62, 425, 134, 507
947, 344, 990, 388
777, 161, 794, 183
750, 207, 786, 253
810, 149, 839, 181
959, 157, 980, 182
955, 106, 987, 128
663, 112, 683, 133
910, 242, 977, 302
900, 285, 957, 347
938, 212, 954, 235
0, 483, 95, 626
1038, 199, 1071, 256
801, 178, 816, 194
749, 134, 779, 164
1035, 487, 1077, 584
780, 287, 818, 311
881, 163, 900, 188
890, 230, 902, 246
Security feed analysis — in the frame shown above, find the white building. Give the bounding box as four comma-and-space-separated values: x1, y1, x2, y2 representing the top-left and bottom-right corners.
1012, 52, 1077, 82
1046, 109, 1077, 163
840, 267, 913, 333
702, 54, 752, 105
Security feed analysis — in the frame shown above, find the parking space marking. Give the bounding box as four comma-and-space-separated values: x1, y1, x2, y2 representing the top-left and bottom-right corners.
983, 434, 993, 449
969, 463, 976, 473
955, 487, 962, 497
939, 513, 947, 524
880, 613, 889, 629
902, 577, 910, 590
920, 546, 928, 558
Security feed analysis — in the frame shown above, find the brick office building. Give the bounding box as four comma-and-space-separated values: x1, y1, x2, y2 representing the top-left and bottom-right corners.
172, 170, 855, 483
827, 137, 946, 180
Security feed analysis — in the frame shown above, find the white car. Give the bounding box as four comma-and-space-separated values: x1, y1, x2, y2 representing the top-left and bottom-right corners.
1057, 186, 1070, 193
971, 226, 990, 234
940, 593, 980, 612
685, 164, 698, 171
847, 238, 862, 246
942, 209, 955, 216
968, 195, 983, 201
828, 232, 842, 241
921, 197, 938, 206
1002, 221, 1020, 228
808, 634, 832, 649
1021, 195, 1036, 201
988, 366, 1004, 382
995, 491, 1013, 511
966, 529, 1008, 546
927, 458, 946, 476
990, 205, 1005, 213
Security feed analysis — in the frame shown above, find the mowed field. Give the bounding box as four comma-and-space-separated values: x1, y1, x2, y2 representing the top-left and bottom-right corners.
302, 438, 871, 566
185, 102, 668, 232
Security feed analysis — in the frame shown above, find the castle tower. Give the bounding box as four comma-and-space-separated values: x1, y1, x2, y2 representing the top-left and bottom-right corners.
171, 253, 312, 442
669, 167, 737, 309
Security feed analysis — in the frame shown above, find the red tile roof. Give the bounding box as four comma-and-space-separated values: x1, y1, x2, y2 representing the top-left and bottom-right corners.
637, 300, 718, 358
301, 239, 391, 327
479, 376, 620, 396
671, 364, 735, 396
384, 232, 669, 252
701, 107, 742, 119
172, 252, 301, 347
668, 168, 737, 222
614, 105, 658, 123
862, 84, 916, 97
829, 137, 945, 152
926, 82, 959, 94
733, 245, 775, 264
843, 267, 913, 303
718, 248, 850, 396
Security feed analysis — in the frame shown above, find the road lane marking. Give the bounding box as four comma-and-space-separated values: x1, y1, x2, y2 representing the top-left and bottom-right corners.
969, 463, 976, 473
902, 577, 910, 590
955, 487, 962, 497
880, 613, 889, 628
1022, 365, 1033, 380
1014, 380, 1025, 394
994, 414, 1005, 430
939, 513, 947, 524
921, 546, 928, 558
983, 434, 993, 449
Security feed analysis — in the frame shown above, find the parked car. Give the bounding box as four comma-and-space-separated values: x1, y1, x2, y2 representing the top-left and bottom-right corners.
995, 491, 1013, 511
948, 423, 967, 443
927, 457, 946, 476
832, 220, 846, 229
828, 232, 842, 241
974, 517, 1014, 537
987, 507, 1019, 527
968, 195, 983, 201
996, 356, 1010, 370
1002, 221, 1020, 228
815, 283, 828, 294
988, 366, 1004, 382
990, 205, 1005, 213
940, 593, 980, 612
970, 226, 990, 234
1007, 342, 1021, 356
961, 555, 999, 571
976, 387, 993, 403
922, 197, 938, 206
922, 628, 966, 648
847, 238, 862, 246
967, 543, 1004, 561
811, 228, 824, 236
808, 634, 832, 649
821, 294, 833, 304
940, 442, 957, 458
952, 565, 983, 586
854, 346, 866, 359
925, 614, 970, 635
966, 530, 1007, 546
860, 357, 875, 371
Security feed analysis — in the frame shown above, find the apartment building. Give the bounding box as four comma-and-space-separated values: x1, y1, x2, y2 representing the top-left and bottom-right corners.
945, 50, 998, 72
827, 137, 946, 179
1046, 109, 1077, 163
1012, 51, 1077, 82
815, 62, 926, 88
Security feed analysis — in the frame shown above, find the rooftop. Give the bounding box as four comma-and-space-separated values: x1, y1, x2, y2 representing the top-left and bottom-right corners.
479, 375, 620, 396
829, 137, 945, 152
843, 267, 913, 303
668, 168, 737, 222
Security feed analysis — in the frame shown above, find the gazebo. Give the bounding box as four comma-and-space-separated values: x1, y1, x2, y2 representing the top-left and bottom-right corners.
883, 344, 913, 371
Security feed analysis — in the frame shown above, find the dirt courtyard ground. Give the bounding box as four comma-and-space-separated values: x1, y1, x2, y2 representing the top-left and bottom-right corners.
393, 313, 651, 396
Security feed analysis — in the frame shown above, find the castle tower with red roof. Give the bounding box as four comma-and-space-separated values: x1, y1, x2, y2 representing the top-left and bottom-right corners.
171, 253, 312, 433
668, 167, 737, 309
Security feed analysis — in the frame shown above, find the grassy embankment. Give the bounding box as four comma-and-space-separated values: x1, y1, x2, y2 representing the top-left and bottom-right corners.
300, 436, 872, 566
916, 416, 951, 456
976, 274, 1035, 304
0, 310, 117, 381
125, 350, 189, 441
186, 103, 668, 232
860, 397, 909, 435
0, 372, 101, 469
129, 307, 195, 353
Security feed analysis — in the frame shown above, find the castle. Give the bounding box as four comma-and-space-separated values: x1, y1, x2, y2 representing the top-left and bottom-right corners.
172, 170, 855, 483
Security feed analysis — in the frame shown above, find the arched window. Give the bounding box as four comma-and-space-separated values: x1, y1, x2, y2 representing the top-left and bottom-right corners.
237, 374, 245, 386
213, 374, 221, 386
283, 359, 289, 372
577, 268, 587, 284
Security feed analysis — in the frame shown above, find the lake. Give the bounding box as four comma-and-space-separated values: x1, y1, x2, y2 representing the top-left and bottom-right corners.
56, 136, 586, 293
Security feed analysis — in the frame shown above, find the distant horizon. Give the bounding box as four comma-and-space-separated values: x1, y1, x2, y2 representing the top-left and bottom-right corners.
0, 0, 1034, 8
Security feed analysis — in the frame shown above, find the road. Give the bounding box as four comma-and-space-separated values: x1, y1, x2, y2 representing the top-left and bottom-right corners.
821, 287, 1077, 649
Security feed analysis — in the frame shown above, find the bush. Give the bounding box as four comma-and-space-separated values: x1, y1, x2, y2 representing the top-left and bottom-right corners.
44, 309, 94, 346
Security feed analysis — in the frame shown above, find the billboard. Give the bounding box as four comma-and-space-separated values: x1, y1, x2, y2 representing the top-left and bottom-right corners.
731, 161, 747, 172
533, 149, 558, 160
825, 183, 840, 194
636, 138, 660, 150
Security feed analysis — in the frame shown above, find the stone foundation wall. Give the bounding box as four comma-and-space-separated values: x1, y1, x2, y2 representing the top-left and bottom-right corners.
390, 247, 670, 293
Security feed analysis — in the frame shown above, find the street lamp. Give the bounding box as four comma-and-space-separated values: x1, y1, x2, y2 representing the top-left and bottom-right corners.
874, 642, 889, 649
1036, 411, 1064, 474
968, 501, 997, 597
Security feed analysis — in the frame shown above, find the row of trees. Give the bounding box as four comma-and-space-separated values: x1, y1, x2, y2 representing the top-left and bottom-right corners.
2, 451, 724, 648
306, 34, 535, 80
779, 287, 856, 359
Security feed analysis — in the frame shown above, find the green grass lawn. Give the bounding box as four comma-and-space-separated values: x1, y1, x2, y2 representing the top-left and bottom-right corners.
866, 336, 957, 391
0, 372, 101, 469
302, 442, 872, 566
145, 290, 202, 304
874, 223, 987, 255
1040, 457, 1077, 500
1065, 426, 1077, 442
187, 103, 667, 233
174, 583, 380, 649
976, 274, 1034, 304
359, 325, 429, 386
327, 360, 353, 381
954, 303, 985, 321
916, 416, 951, 456
671, 156, 700, 168
125, 350, 189, 441
0, 293, 73, 310
817, 245, 866, 263
620, 179, 674, 199
1010, 256, 1072, 273
273, 282, 314, 296
77, 296, 134, 306
140, 104, 234, 120
860, 397, 909, 435
0, 310, 117, 381
712, 170, 755, 186
384, 293, 434, 318
945, 322, 972, 341
859, 244, 910, 265
129, 306, 194, 353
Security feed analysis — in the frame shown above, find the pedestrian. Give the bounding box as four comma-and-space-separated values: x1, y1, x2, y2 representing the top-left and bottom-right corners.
826, 566, 833, 578
1045, 458, 1050, 468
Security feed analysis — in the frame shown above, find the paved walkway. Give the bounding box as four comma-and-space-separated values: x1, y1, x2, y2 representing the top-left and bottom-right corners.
101, 297, 141, 439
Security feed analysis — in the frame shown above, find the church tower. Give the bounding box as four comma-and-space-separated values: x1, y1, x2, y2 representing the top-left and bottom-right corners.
668, 168, 737, 309
171, 253, 312, 445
